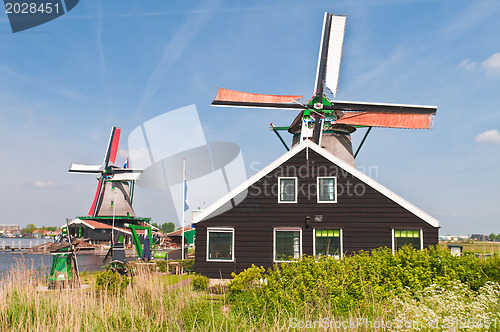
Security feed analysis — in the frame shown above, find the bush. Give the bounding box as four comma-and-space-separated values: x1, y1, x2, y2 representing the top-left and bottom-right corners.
192, 274, 209, 291
228, 246, 500, 321
154, 259, 194, 274
95, 269, 129, 295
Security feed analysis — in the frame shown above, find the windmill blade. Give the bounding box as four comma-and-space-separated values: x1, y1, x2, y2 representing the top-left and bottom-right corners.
336, 112, 435, 129
102, 127, 121, 168
212, 88, 304, 110
88, 179, 105, 217
324, 100, 437, 115
68, 163, 102, 173
111, 172, 142, 181
314, 13, 347, 99
111, 168, 143, 174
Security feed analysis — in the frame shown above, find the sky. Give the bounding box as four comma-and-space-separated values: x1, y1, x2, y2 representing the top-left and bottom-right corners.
0, 0, 499, 235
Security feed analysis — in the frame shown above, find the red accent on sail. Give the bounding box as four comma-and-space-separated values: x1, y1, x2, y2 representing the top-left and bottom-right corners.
214, 88, 303, 104
88, 180, 102, 216
336, 112, 433, 129
109, 128, 121, 165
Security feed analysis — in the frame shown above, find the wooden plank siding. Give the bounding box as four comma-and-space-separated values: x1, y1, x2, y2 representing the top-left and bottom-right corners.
195, 148, 438, 278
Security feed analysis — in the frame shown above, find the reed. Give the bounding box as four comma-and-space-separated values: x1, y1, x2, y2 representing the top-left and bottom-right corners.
1, 253, 499, 331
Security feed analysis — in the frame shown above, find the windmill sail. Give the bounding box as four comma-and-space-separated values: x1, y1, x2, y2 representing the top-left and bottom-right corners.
210, 12, 438, 164
68, 126, 143, 217
336, 112, 434, 129
315, 13, 347, 98
103, 127, 121, 167
212, 88, 304, 109
68, 164, 102, 173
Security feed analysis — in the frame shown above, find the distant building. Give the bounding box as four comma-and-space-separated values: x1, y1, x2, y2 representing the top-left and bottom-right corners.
471, 234, 489, 241
167, 227, 195, 247
0, 224, 20, 231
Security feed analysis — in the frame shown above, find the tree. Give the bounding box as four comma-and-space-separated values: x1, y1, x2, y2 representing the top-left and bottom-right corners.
24, 223, 36, 233
489, 233, 496, 241
162, 222, 175, 234
151, 222, 160, 229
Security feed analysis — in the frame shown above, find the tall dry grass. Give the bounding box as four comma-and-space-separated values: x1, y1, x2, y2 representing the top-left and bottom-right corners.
0, 259, 396, 331
0, 261, 201, 331
2, 257, 498, 331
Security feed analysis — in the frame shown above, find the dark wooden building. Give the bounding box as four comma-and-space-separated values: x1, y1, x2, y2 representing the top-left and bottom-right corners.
193, 140, 440, 278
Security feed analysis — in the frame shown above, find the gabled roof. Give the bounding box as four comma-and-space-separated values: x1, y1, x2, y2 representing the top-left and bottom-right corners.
167, 227, 194, 237
64, 218, 152, 235
192, 139, 440, 228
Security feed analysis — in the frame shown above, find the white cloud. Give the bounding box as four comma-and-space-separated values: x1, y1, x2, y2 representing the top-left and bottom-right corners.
474, 129, 500, 144
458, 59, 477, 71
33, 181, 56, 188
117, 149, 129, 159
480, 52, 500, 76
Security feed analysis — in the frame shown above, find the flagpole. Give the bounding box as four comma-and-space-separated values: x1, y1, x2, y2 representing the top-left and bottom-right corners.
182, 158, 186, 260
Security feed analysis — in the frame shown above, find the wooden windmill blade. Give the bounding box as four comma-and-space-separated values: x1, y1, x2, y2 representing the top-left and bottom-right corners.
335, 112, 435, 129
68, 163, 102, 173
88, 179, 105, 216
314, 13, 347, 99
103, 127, 121, 167
110, 170, 143, 181
211, 88, 305, 110
324, 100, 437, 115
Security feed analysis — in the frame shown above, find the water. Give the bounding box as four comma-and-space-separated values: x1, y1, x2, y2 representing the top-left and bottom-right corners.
0, 238, 108, 275
0, 238, 52, 249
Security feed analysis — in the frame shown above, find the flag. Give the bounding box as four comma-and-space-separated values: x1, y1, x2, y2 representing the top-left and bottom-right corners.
123, 158, 129, 169
183, 167, 189, 212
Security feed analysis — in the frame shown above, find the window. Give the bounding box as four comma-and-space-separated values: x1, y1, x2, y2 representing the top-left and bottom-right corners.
207, 228, 234, 261
274, 229, 302, 262
278, 177, 297, 203
393, 229, 422, 251
314, 229, 342, 258
317, 177, 337, 203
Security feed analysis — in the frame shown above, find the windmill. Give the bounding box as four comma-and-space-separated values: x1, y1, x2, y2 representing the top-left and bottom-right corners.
68, 127, 143, 218
211, 13, 437, 166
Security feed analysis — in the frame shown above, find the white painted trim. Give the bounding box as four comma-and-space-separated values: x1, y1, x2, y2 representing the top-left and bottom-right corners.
391, 229, 395, 255
273, 228, 302, 263
333, 99, 437, 110
313, 228, 343, 259
212, 104, 300, 110
63, 218, 96, 230
317, 176, 338, 203
340, 228, 343, 259
278, 177, 298, 203
314, 12, 328, 95
192, 140, 440, 228
206, 227, 235, 262
392, 228, 423, 252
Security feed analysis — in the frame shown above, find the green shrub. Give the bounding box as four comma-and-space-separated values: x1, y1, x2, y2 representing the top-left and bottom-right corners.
155, 261, 169, 273
228, 246, 500, 321
182, 259, 195, 272
192, 274, 209, 291
95, 269, 129, 295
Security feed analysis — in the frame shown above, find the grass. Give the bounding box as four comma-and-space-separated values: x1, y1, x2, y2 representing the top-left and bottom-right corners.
2, 253, 500, 331
439, 240, 500, 254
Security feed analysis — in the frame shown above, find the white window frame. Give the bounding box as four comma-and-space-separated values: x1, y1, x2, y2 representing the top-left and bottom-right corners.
206, 227, 235, 262
273, 228, 302, 262
278, 177, 298, 203
392, 228, 423, 254
316, 177, 338, 203
313, 228, 343, 259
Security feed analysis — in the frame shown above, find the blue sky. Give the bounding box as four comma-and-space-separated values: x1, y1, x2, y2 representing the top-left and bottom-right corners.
1, 0, 499, 235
